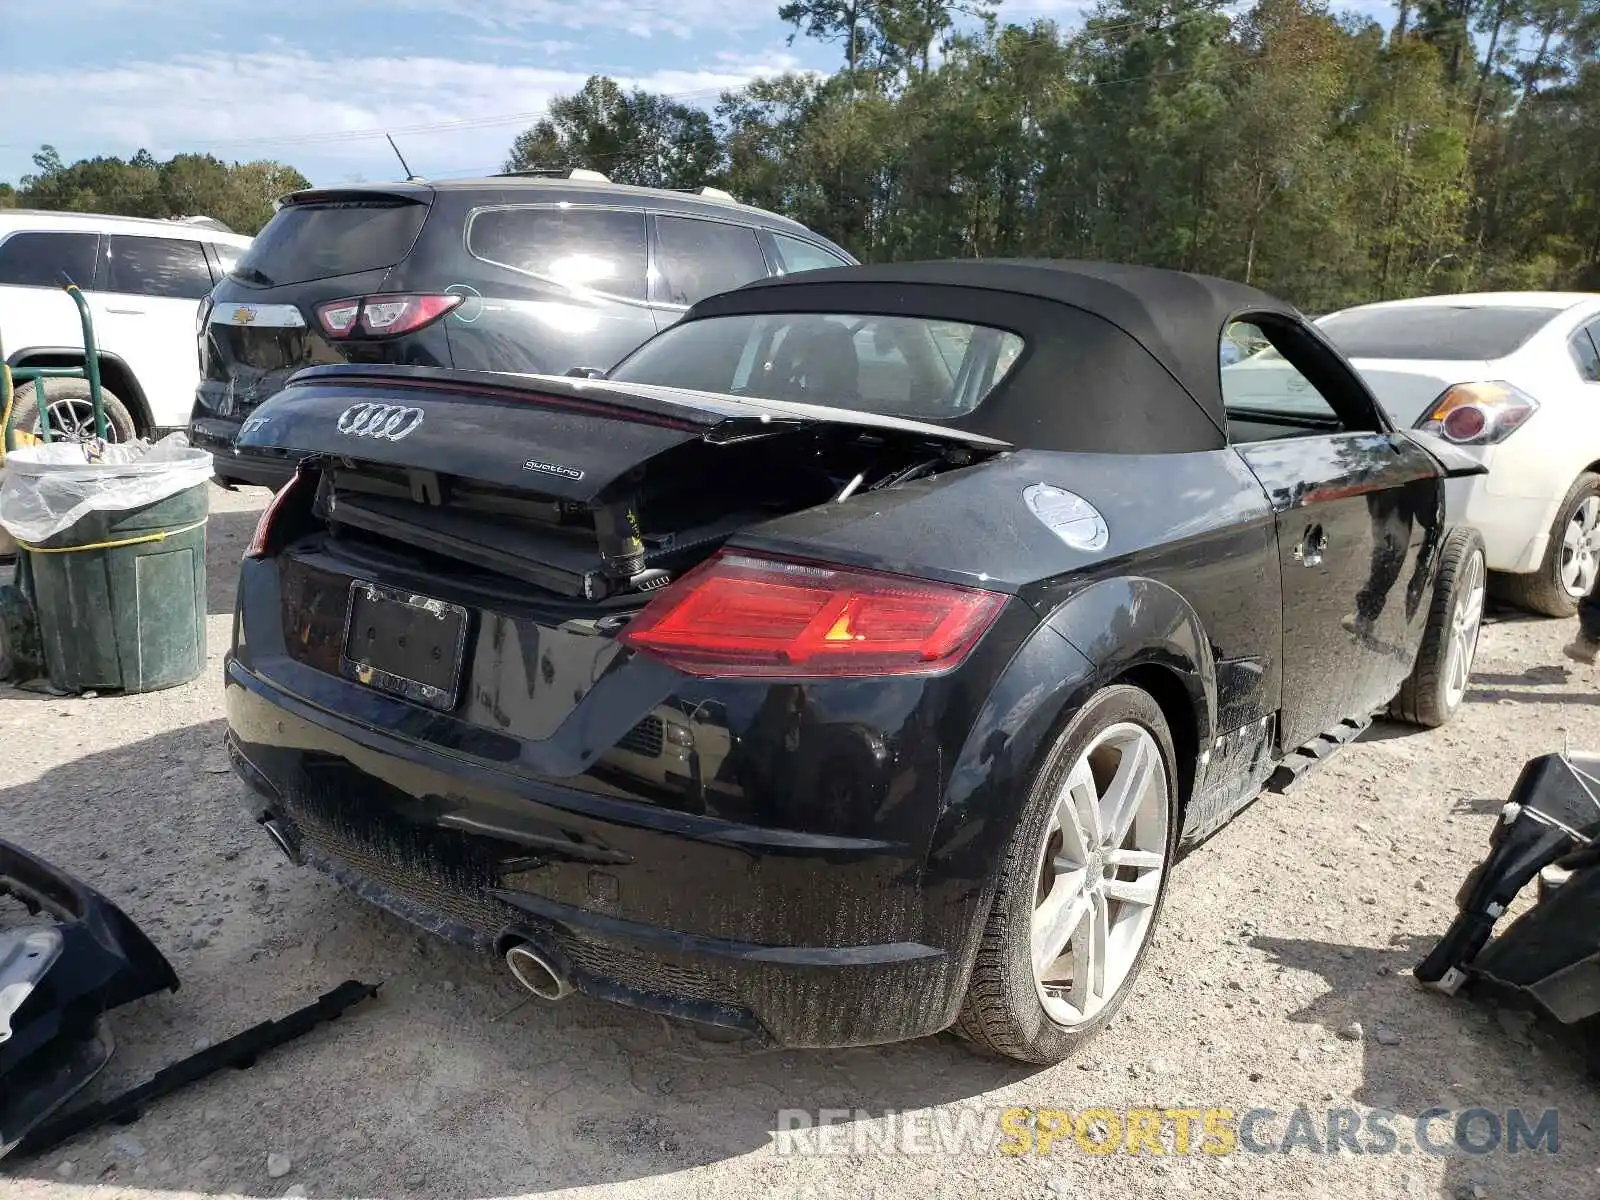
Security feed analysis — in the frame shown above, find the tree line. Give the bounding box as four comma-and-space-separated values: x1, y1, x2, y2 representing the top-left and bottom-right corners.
0, 147, 309, 237
5, 0, 1595, 312
508, 0, 1600, 311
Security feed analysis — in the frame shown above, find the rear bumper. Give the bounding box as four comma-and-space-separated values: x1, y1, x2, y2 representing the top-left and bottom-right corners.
223, 660, 967, 1048
189, 416, 301, 490
1446, 475, 1555, 575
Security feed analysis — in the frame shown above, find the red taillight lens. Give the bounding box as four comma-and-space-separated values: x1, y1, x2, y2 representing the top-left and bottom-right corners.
317, 300, 361, 336
316, 294, 461, 339
245, 469, 312, 560
619, 551, 1007, 678
1417, 381, 1538, 445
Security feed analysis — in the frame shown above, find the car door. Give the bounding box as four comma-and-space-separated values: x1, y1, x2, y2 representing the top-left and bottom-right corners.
1224, 315, 1448, 753
647, 214, 772, 332
91, 234, 216, 428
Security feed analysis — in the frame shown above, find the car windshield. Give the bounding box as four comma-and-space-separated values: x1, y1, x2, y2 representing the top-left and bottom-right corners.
607, 313, 1026, 421
1316, 304, 1562, 360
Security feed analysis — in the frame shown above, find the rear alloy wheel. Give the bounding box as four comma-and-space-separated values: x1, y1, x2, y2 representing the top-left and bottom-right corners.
1390, 526, 1487, 729
1495, 472, 1600, 618
955, 685, 1178, 1064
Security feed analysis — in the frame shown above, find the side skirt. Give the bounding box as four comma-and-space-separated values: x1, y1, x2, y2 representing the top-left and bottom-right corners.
1180, 711, 1375, 846
1265, 715, 1374, 795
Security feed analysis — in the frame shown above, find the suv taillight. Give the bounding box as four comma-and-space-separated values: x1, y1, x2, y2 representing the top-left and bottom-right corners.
618, 551, 1007, 678
315, 294, 462, 339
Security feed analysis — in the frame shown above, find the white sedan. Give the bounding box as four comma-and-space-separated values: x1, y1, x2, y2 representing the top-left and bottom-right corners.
1234, 293, 1600, 616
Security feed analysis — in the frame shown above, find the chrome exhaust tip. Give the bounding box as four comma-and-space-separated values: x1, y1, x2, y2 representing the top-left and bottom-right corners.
260, 818, 297, 863
505, 943, 573, 1001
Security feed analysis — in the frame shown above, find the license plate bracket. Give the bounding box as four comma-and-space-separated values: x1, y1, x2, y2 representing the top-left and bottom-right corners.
339, 581, 469, 712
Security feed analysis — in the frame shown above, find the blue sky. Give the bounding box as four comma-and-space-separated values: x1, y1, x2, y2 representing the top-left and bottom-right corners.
0, 0, 1397, 190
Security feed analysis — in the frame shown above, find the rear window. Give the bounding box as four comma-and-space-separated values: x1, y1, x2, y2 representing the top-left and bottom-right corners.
609, 312, 1026, 420
104, 235, 214, 300
1317, 305, 1562, 360
466, 207, 647, 301
231, 200, 428, 287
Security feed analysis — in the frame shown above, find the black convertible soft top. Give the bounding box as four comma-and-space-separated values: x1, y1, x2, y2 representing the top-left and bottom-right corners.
684, 259, 1304, 455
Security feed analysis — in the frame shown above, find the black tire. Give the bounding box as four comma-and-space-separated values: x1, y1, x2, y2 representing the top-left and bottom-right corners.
1390, 526, 1486, 729
1494, 472, 1600, 618
954, 684, 1179, 1065
11, 376, 138, 444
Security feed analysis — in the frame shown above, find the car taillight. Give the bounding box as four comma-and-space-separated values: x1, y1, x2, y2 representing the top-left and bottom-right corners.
618, 551, 1007, 678
245, 469, 313, 560
1416, 381, 1539, 445
315, 294, 462, 339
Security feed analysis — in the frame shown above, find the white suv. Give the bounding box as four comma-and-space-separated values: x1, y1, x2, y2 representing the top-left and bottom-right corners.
0, 211, 253, 441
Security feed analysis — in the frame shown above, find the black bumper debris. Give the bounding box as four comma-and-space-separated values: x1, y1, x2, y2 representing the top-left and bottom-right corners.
0, 838, 179, 1159
1417, 751, 1600, 1024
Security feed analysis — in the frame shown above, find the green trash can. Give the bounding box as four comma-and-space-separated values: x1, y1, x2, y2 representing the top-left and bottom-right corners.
1, 440, 213, 694
24, 484, 209, 692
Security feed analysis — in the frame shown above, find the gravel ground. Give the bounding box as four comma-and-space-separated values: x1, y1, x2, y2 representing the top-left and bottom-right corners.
1, 482, 1596, 1200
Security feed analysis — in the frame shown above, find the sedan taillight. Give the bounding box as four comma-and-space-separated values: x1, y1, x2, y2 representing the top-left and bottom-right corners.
1416, 381, 1539, 446
315, 294, 462, 340
618, 550, 1007, 678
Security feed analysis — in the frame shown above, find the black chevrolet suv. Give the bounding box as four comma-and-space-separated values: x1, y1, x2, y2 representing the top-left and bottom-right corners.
189, 170, 855, 489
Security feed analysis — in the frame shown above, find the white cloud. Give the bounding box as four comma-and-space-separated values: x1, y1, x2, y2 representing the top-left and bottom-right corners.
0, 49, 802, 185
0, 0, 772, 37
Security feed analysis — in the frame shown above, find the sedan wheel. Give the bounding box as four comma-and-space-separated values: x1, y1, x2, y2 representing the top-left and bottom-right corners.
1559, 496, 1600, 600
956, 684, 1178, 1064
1031, 722, 1168, 1028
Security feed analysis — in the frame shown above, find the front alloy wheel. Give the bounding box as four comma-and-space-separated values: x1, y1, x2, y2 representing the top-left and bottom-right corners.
1390, 526, 1488, 728
956, 684, 1178, 1064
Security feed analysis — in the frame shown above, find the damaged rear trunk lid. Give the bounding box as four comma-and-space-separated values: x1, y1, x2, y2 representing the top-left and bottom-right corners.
239, 364, 1009, 602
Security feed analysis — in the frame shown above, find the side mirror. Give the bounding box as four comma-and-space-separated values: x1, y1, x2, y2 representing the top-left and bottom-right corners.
564, 366, 607, 379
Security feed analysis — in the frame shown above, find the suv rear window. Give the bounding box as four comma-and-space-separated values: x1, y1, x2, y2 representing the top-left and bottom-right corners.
610, 312, 1025, 420
231, 200, 428, 286
466, 207, 647, 301
1317, 305, 1562, 360
652, 215, 768, 307
0, 230, 100, 288
105, 235, 214, 300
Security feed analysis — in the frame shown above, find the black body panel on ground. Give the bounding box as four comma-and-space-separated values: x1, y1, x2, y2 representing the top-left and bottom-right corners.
1419, 752, 1600, 1024
223, 260, 1480, 1053
0, 839, 178, 1158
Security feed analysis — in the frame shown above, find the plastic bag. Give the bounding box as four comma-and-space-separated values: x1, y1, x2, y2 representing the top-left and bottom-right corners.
0, 433, 214, 545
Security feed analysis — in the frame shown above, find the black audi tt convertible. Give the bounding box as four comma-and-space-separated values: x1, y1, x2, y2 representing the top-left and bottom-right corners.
223, 261, 1488, 1064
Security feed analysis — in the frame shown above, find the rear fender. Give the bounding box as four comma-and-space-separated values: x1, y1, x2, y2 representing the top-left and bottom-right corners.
921, 576, 1216, 978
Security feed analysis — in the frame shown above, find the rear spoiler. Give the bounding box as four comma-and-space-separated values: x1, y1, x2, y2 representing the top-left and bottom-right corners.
279, 185, 434, 207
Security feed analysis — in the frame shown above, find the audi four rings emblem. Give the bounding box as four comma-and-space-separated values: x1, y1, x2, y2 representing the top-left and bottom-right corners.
337, 403, 425, 441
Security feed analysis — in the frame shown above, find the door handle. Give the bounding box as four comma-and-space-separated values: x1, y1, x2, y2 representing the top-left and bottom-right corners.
105, 307, 145, 316
1293, 524, 1328, 567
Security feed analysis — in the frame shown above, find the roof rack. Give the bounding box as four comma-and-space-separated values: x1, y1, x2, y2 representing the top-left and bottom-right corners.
695, 186, 738, 204
495, 167, 613, 183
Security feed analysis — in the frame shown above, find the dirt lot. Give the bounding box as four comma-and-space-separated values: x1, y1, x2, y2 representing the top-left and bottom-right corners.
2, 482, 1597, 1200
